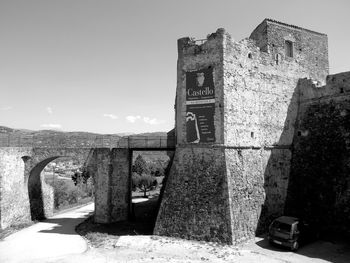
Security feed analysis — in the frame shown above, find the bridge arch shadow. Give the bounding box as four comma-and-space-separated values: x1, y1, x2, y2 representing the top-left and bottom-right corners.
27, 156, 60, 220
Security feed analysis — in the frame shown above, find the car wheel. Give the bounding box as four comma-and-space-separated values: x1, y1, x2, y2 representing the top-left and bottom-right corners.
291, 241, 299, 251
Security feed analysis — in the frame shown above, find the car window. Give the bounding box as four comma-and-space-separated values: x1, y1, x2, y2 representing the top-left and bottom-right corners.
294, 223, 299, 232
272, 221, 291, 232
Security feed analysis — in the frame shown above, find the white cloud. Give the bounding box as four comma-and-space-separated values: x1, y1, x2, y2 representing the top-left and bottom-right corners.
126, 115, 165, 125
103, 113, 118, 120
126, 115, 141, 123
40, 124, 62, 129
46, 107, 53, 114
143, 117, 165, 125
1, 106, 13, 111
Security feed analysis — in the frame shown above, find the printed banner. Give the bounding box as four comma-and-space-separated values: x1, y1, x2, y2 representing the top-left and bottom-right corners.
186, 67, 216, 143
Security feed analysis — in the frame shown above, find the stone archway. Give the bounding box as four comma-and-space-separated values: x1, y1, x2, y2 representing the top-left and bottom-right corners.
26, 148, 94, 221
27, 156, 59, 220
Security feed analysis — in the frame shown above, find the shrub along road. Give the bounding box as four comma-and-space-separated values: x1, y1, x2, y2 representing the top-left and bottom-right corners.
0, 203, 94, 263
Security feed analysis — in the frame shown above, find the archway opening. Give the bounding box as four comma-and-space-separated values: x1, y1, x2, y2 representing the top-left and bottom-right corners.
28, 156, 58, 220
28, 156, 94, 221
129, 150, 174, 233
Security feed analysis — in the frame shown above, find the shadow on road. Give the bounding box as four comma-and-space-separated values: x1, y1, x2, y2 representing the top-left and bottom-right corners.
255, 238, 290, 253
256, 237, 350, 263
39, 217, 88, 235
76, 195, 159, 239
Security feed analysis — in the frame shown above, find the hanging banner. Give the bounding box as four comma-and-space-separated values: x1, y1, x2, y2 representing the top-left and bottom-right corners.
186, 67, 216, 143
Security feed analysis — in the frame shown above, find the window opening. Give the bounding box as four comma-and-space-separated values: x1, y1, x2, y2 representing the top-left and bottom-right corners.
285, 40, 293, 58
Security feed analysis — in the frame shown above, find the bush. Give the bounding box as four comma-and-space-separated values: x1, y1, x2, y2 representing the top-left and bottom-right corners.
52, 178, 93, 210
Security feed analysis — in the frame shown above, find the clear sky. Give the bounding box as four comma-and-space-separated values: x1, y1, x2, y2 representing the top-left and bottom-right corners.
1, 0, 349, 134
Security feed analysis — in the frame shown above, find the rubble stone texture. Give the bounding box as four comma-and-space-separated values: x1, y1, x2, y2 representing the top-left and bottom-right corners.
155, 19, 348, 244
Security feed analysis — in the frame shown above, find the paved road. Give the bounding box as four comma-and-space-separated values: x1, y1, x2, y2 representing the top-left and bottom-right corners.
0, 203, 94, 263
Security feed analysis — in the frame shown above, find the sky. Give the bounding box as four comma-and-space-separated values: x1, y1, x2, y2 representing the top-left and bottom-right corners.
0, 0, 349, 134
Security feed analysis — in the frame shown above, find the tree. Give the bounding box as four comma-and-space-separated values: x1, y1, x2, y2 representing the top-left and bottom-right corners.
132, 154, 149, 176
132, 173, 141, 191
138, 174, 157, 198
72, 170, 90, 185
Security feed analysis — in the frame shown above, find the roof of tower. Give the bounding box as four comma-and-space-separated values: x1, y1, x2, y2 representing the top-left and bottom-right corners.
257, 18, 327, 36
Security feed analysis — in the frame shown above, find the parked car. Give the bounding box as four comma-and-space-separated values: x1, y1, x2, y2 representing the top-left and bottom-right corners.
267, 216, 318, 251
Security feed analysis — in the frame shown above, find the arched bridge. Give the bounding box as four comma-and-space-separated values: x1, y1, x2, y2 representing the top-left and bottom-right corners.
0, 134, 176, 150
0, 134, 175, 229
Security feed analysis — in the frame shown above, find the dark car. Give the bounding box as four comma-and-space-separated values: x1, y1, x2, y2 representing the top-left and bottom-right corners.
267, 216, 317, 251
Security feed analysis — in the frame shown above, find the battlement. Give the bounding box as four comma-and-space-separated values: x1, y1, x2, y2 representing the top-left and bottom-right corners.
299, 71, 350, 103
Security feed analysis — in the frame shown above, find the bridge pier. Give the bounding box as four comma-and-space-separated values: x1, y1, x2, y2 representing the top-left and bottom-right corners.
93, 148, 131, 224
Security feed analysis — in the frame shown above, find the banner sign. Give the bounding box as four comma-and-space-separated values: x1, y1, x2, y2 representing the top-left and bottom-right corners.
186, 67, 216, 143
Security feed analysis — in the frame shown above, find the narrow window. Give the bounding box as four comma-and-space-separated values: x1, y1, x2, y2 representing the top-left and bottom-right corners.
285, 40, 293, 58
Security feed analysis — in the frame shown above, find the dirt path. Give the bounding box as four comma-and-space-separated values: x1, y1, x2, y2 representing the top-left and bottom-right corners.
0, 203, 94, 263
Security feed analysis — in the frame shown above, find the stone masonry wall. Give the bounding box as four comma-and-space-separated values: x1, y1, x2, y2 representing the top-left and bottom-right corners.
286, 71, 350, 235
222, 25, 320, 235
225, 148, 292, 239
93, 148, 112, 223
155, 146, 233, 243
155, 29, 236, 243
93, 148, 131, 224
175, 29, 225, 145
0, 148, 32, 229
223, 35, 304, 147
0, 146, 131, 229
110, 148, 130, 222
250, 19, 329, 83
157, 20, 330, 244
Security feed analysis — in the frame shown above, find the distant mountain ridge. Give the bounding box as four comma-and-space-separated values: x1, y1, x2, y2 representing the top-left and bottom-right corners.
0, 125, 166, 136
0, 125, 170, 147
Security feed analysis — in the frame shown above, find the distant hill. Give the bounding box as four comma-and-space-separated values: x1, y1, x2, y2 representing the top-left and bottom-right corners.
131, 132, 168, 137
0, 125, 172, 147
0, 126, 15, 133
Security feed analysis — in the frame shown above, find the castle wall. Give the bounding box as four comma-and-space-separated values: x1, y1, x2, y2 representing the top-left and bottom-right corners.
222, 30, 312, 235
286, 71, 350, 234
175, 30, 225, 145
156, 21, 331, 243
250, 19, 329, 83
223, 36, 303, 147
155, 29, 237, 243
155, 146, 233, 243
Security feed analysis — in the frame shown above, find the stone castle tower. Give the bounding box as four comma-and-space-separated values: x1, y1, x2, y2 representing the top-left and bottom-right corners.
155, 19, 330, 244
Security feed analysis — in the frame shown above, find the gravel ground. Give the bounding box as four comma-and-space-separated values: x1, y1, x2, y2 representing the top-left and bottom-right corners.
45, 234, 350, 263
